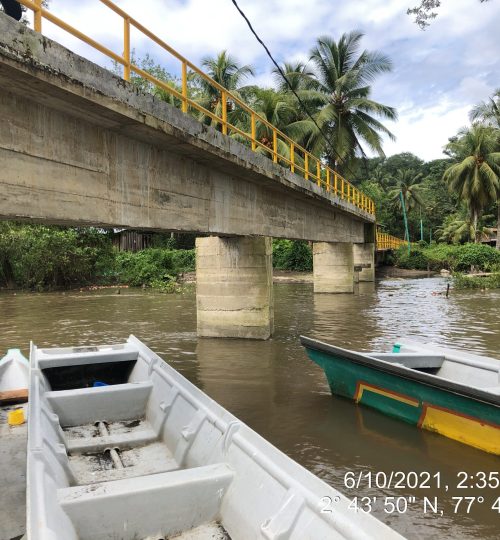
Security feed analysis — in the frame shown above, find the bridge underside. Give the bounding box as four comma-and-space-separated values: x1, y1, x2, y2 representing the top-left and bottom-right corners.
0, 15, 377, 339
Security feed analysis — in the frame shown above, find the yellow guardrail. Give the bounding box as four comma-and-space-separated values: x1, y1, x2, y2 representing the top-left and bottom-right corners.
376, 231, 408, 251
19, 0, 375, 216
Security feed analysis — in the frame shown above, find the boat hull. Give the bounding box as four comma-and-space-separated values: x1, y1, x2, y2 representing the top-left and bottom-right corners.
304, 346, 500, 455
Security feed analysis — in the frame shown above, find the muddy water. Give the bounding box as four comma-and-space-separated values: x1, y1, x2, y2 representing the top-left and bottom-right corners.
0, 277, 498, 539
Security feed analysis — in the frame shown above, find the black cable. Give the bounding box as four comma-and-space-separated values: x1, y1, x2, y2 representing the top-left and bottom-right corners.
229, 0, 360, 182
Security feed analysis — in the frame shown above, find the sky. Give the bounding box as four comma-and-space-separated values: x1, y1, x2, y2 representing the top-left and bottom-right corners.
34, 0, 500, 162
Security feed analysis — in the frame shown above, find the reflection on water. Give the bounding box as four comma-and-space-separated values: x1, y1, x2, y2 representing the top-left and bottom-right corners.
0, 277, 498, 539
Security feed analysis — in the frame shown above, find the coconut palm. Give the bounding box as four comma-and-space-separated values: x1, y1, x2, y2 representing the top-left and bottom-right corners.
370, 166, 391, 192
443, 125, 500, 244
388, 169, 425, 212
272, 62, 315, 93
286, 32, 397, 174
236, 87, 302, 164
193, 50, 255, 128
469, 89, 500, 129
436, 212, 495, 244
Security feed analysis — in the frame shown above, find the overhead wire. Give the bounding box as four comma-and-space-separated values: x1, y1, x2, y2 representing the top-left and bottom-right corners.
229, 0, 360, 182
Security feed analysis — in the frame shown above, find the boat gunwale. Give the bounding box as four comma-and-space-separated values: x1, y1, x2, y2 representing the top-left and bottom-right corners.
300, 336, 500, 408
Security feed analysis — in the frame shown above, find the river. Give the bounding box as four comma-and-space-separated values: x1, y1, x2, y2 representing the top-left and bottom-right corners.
0, 276, 498, 539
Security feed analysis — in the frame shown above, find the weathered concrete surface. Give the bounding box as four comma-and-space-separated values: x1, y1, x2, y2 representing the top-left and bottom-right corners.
0, 14, 372, 242
313, 242, 354, 293
196, 237, 274, 339
353, 243, 375, 282
0, 404, 27, 540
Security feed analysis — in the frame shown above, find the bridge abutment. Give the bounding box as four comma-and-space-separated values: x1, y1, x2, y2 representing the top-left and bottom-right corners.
195, 236, 274, 340
313, 242, 354, 293
353, 243, 375, 282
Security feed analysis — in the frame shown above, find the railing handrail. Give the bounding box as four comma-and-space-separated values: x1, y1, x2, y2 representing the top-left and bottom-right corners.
18, 0, 376, 215
376, 231, 409, 250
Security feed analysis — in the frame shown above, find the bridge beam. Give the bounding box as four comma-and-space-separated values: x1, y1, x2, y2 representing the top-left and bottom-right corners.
313, 242, 354, 294
353, 243, 375, 282
196, 236, 274, 339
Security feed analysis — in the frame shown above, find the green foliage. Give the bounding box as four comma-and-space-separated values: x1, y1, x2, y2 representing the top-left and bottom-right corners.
393, 248, 429, 270
453, 273, 500, 290
114, 249, 195, 287
272, 240, 312, 271
0, 223, 113, 290
453, 243, 500, 271
0, 223, 195, 291
394, 243, 500, 272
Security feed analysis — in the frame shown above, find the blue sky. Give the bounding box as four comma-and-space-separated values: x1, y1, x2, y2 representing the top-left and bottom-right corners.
35, 0, 500, 161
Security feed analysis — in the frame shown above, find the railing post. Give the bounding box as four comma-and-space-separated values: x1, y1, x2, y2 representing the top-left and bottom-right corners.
123, 17, 131, 81
181, 62, 188, 114
290, 143, 295, 173
326, 169, 330, 192
304, 153, 309, 181
273, 131, 278, 163
221, 90, 228, 135
334, 172, 338, 195
34, 0, 42, 33
341, 177, 345, 199
316, 161, 321, 187
251, 113, 256, 151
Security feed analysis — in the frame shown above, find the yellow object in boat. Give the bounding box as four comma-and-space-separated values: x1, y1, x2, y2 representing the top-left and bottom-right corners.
8, 408, 25, 426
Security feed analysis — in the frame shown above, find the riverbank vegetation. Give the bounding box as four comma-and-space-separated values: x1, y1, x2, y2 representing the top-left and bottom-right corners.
0, 223, 196, 292
393, 243, 500, 272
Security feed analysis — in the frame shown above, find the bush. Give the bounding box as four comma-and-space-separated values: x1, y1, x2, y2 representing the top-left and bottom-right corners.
114, 248, 195, 287
0, 223, 195, 291
0, 224, 114, 290
273, 239, 312, 271
393, 247, 428, 270
453, 273, 500, 290
394, 243, 500, 272
453, 244, 500, 272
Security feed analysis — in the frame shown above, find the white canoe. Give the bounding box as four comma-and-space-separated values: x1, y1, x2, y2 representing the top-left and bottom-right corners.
0, 348, 29, 403
27, 335, 403, 540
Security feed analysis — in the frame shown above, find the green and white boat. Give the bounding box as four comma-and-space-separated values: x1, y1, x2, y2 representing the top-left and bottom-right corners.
301, 336, 500, 455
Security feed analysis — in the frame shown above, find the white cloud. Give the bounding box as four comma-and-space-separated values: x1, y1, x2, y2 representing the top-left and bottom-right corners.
383, 101, 471, 161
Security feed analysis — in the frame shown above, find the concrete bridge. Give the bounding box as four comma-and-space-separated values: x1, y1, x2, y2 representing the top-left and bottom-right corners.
0, 10, 383, 339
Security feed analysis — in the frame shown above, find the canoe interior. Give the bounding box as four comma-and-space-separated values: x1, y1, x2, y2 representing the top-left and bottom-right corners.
28, 336, 401, 540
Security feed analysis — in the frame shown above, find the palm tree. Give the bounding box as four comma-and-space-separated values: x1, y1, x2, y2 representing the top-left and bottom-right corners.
272, 62, 315, 93
193, 50, 254, 128
388, 169, 425, 212
469, 90, 500, 248
370, 166, 391, 192
443, 125, 500, 244
286, 32, 397, 174
469, 89, 500, 129
242, 87, 297, 157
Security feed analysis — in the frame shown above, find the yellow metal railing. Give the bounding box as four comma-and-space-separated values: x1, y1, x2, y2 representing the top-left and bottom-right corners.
19, 0, 375, 216
376, 231, 408, 251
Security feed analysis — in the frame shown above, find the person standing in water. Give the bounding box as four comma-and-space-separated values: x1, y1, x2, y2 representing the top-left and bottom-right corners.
0, 0, 22, 21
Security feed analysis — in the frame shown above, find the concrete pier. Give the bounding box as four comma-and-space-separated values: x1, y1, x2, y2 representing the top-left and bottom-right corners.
196, 236, 274, 339
313, 242, 354, 293
353, 243, 375, 282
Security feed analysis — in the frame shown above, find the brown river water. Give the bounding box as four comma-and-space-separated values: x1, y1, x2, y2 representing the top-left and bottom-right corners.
0, 276, 498, 539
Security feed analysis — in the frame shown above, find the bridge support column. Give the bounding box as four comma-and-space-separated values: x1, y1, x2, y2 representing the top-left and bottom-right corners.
353, 243, 375, 282
313, 242, 354, 293
196, 236, 274, 339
